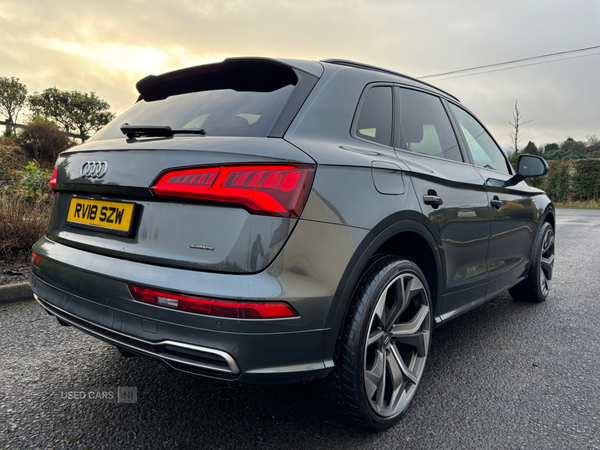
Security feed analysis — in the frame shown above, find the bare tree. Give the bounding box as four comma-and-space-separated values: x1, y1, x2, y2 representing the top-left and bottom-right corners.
508, 100, 532, 154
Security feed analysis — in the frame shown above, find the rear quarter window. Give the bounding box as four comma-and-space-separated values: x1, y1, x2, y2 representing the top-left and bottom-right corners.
353, 86, 393, 146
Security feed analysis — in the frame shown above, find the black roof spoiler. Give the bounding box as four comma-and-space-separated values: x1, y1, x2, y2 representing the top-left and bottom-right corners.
136, 58, 322, 102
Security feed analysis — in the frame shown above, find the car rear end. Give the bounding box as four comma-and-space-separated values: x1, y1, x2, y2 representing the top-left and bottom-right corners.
30, 58, 355, 383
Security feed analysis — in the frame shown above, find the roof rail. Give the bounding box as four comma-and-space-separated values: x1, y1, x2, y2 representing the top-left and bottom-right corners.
320, 59, 459, 102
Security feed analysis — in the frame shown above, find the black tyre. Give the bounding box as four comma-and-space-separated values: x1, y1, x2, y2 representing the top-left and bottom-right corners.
333, 256, 432, 430
509, 221, 555, 303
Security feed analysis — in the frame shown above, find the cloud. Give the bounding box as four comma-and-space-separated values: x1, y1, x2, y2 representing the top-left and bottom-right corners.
0, 0, 598, 143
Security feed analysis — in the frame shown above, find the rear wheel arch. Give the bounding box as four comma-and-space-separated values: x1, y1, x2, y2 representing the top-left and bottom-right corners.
323, 218, 443, 361
543, 208, 555, 229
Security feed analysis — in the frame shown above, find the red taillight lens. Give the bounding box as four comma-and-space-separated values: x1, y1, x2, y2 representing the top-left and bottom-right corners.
151, 165, 315, 218
129, 285, 298, 319
49, 168, 57, 193
31, 252, 42, 267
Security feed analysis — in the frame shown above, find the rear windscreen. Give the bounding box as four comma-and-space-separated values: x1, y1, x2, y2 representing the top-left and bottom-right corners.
91, 61, 298, 141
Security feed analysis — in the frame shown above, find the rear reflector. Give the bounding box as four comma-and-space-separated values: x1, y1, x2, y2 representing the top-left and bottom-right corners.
49, 168, 57, 193
151, 165, 314, 218
31, 252, 42, 267
129, 285, 298, 319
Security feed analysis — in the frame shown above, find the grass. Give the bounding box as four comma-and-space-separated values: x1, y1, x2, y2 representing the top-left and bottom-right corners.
554, 200, 600, 209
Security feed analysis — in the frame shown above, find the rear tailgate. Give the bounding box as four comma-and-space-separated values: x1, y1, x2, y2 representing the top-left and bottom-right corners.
47, 137, 315, 273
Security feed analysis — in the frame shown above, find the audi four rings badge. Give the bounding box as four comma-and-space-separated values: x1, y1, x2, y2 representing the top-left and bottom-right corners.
80, 161, 108, 178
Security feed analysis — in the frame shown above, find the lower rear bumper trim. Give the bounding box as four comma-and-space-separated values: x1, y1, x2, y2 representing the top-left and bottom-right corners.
34, 294, 240, 378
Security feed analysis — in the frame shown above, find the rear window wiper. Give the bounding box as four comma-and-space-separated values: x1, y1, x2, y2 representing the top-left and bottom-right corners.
120, 124, 206, 139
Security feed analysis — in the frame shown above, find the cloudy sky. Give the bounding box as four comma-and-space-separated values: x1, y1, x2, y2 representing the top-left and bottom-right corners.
1, 0, 599, 150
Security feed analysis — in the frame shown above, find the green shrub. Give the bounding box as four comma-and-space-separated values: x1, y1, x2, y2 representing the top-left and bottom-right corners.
19, 161, 51, 195
545, 160, 572, 202
527, 158, 600, 203
572, 159, 600, 201
30, 114, 56, 126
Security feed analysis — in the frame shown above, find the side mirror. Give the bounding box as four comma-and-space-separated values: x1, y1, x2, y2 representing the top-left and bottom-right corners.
517, 154, 549, 178
502, 155, 549, 187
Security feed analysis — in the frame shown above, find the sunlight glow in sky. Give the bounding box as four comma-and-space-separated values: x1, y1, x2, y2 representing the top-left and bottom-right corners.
40, 38, 227, 81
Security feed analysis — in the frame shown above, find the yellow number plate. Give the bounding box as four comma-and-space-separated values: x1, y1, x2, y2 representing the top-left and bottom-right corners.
67, 198, 135, 234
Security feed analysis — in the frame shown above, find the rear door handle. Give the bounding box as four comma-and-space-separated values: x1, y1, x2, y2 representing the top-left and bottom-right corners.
490, 195, 502, 209
423, 195, 443, 206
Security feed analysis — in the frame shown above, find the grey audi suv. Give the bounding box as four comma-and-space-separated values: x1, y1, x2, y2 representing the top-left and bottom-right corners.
30, 57, 554, 429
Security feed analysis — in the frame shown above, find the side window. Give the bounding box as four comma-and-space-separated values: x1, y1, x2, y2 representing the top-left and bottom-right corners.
448, 103, 510, 174
354, 86, 393, 146
397, 89, 463, 162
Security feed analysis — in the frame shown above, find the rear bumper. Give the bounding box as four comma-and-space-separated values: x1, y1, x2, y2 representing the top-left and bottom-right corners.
29, 219, 369, 383
31, 268, 334, 383
30, 265, 334, 383
34, 292, 240, 378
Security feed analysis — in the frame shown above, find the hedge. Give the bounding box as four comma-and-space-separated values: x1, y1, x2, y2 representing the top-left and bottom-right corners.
528, 158, 600, 202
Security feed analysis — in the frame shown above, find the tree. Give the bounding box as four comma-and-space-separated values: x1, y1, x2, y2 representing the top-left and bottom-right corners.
543, 143, 564, 160
544, 143, 559, 154
507, 100, 532, 168
587, 135, 599, 147
0, 77, 28, 137
29, 88, 115, 141
522, 141, 539, 156
561, 137, 586, 159
586, 135, 600, 158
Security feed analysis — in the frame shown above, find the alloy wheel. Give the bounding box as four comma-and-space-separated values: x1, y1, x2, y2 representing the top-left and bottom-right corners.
364, 272, 431, 418
539, 227, 555, 296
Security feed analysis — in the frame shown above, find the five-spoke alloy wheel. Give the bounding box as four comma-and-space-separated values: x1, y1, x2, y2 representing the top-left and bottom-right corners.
334, 256, 432, 429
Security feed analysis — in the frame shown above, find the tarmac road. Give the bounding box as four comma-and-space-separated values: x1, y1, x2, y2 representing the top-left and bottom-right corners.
1, 208, 599, 449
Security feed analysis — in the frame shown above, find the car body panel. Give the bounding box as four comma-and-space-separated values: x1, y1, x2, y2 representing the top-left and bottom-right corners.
397, 150, 492, 315
475, 168, 537, 297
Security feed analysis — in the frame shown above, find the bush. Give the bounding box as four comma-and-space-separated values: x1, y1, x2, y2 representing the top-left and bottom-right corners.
20, 161, 51, 195
2, 126, 14, 138
0, 136, 17, 147
528, 158, 600, 203
0, 141, 34, 186
572, 159, 600, 201
0, 190, 51, 261
30, 114, 56, 126
16, 122, 71, 165
545, 160, 572, 202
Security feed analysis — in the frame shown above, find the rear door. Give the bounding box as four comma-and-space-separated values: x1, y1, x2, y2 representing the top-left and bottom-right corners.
393, 87, 491, 320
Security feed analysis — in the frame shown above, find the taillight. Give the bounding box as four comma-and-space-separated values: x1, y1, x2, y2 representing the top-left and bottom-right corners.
128, 285, 298, 319
151, 165, 314, 218
49, 168, 57, 193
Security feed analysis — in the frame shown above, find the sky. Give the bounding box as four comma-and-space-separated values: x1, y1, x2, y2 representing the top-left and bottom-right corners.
1, 0, 599, 151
